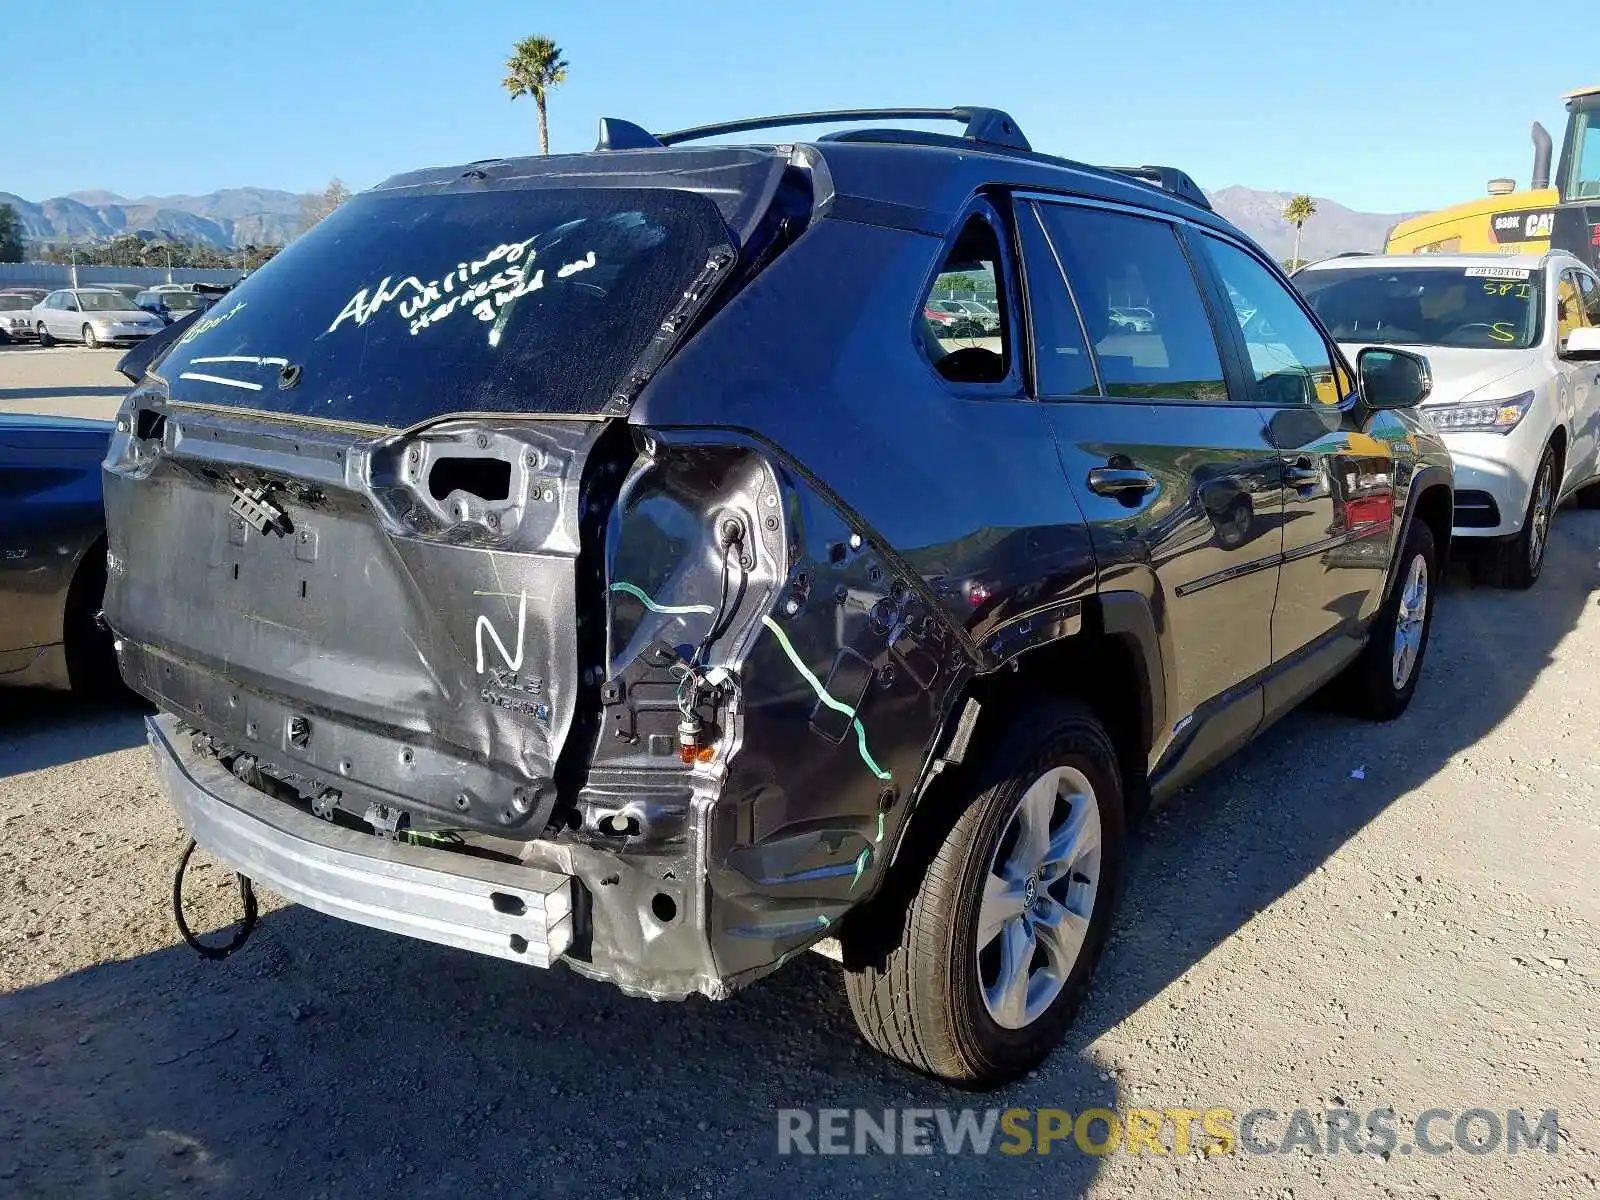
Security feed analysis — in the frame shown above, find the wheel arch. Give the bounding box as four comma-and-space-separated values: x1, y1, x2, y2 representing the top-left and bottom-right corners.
890, 593, 1165, 878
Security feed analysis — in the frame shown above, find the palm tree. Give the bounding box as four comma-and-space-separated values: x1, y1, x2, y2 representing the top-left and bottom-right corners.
503, 36, 569, 155
1283, 195, 1318, 270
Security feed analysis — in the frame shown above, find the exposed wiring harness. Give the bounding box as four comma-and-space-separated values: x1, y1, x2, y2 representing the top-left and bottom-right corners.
171, 838, 258, 960
673, 533, 749, 759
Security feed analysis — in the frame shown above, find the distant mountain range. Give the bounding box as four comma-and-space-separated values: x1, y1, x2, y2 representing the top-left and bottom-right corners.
0, 187, 304, 249
0, 183, 1415, 260
1203, 187, 1418, 262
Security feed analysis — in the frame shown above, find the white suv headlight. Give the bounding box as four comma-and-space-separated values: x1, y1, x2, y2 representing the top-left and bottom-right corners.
1427, 390, 1534, 434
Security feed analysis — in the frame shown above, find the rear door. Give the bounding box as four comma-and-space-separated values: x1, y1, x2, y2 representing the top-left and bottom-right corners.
1193, 232, 1399, 715
57, 293, 80, 339
1018, 197, 1282, 782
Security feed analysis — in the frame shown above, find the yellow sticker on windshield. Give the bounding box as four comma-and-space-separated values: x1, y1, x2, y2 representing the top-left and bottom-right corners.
1489, 321, 1518, 343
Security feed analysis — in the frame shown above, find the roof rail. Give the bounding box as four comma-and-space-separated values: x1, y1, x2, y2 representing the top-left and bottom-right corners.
1104, 166, 1212, 211
595, 107, 1031, 153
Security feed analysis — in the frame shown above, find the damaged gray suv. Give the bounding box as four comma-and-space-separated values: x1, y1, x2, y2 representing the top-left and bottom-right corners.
104, 107, 1452, 1086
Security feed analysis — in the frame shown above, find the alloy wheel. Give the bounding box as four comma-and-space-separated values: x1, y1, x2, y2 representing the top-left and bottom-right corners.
1528, 458, 1553, 573
1391, 552, 1429, 690
976, 766, 1101, 1030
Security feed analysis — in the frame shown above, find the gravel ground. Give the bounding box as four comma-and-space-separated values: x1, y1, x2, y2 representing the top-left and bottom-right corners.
1, 346, 1596, 1196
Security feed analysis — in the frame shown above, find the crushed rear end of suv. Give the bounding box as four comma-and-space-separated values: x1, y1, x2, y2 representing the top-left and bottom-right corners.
104, 107, 1452, 1086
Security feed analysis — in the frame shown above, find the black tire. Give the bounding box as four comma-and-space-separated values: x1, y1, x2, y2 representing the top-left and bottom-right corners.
1214, 495, 1253, 549
1471, 443, 1556, 590
37, 323, 53, 347
63, 541, 123, 695
82, 324, 99, 349
1336, 518, 1437, 721
840, 699, 1126, 1088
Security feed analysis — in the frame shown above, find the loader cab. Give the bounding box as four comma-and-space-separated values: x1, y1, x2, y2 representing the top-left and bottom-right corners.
1552, 86, 1600, 269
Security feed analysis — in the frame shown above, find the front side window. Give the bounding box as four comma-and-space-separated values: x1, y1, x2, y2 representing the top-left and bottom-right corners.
918, 213, 1010, 385
1202, 236, 1344, 406
1557, 271, 1590, 342
1033, 203, 1229, 401
1295, 264, 1544, 350
61, 294, 80, 311
1579, 272, 1600, 326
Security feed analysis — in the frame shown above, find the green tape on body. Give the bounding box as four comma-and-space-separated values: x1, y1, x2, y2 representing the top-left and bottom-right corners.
608, 581, 716, 616
759, 616, 892, 781
607, 581, 891, 782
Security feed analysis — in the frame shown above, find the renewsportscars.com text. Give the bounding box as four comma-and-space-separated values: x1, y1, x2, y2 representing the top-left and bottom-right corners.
776, 1107, 1561, 1157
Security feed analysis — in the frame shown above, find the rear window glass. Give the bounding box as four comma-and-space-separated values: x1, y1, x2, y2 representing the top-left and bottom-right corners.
157, 187, 734, 427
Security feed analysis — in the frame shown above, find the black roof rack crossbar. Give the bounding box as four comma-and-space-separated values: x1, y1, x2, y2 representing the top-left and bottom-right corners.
596, 107, 1031, 152
1104, 166, 1212, 211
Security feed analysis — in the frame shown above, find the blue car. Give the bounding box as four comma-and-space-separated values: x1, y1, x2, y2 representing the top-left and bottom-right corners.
0, 414, 118, 691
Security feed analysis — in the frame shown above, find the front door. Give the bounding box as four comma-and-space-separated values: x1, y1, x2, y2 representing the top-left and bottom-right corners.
1560, 269, 1600, 488
1017, 197, 1282, 781
1192, 233, 1399, 715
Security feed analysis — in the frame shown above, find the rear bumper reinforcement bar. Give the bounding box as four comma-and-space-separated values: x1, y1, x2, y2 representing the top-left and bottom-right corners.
146, 713, 575, 967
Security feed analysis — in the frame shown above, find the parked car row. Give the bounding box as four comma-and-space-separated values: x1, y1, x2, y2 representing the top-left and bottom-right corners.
7, 105, 1599, 1093
0, 282, 225, 346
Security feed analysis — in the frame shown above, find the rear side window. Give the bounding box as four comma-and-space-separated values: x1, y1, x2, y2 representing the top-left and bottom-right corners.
1033, 204, 1230, 401
918, 213, 1011, 385
156, 187, 735, 428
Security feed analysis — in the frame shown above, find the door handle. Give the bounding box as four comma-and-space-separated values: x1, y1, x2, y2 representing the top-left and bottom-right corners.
1284, 458, 1320, 489
1086, 467, 1157, 498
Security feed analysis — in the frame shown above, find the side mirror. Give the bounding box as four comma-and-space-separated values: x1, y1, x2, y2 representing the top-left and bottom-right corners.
1562, 327, 1600, 361
1358, 347, 1432, 410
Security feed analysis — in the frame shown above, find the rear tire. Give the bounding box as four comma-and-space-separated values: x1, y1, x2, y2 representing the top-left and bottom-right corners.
1336, 518, 1436, 722
63, 542, 122, 695
1471, 443, 1555, 590
841, 699, 1125, 1088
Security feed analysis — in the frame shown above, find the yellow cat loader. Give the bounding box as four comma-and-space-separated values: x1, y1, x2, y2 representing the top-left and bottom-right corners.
1386, 86, 1600, 269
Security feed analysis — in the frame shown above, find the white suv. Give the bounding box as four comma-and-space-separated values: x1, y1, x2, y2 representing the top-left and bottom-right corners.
1296, 252, 1600, 587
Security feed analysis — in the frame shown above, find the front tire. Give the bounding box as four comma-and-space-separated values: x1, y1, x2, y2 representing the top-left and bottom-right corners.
841, 700, 1125, 1087
1336, 518, 1437, 721
1472, 443, 1555, 589
37, 323, 53, 347
82, 324, 99, 349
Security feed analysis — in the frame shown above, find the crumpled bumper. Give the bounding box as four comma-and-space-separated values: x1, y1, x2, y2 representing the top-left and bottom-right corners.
146, 713, 575, 967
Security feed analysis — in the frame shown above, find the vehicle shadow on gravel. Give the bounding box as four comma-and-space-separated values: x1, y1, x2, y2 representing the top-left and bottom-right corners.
2, 517, 1595, 1199
0, 690, 148, 779
1061, 509, 1600, 1132
0, 905, 1108, 1198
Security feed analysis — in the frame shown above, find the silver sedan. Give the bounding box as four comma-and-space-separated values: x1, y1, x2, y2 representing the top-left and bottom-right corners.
31, 288, 166, 348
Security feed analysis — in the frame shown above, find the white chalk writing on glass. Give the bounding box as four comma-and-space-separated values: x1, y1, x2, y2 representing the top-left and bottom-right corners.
325, 238, 598, 340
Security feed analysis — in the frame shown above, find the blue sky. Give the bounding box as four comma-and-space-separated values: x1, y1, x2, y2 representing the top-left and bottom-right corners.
6, 0, 1592, 213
